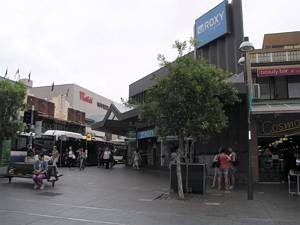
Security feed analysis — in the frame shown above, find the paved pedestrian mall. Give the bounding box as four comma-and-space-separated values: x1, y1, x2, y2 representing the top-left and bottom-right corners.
0, 165, 299, 225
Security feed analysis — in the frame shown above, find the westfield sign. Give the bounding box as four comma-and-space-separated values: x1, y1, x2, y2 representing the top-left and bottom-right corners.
79, 91, 93, 104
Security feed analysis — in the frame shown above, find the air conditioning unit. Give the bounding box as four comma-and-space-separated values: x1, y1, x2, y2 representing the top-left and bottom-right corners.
252, 83, 261, 99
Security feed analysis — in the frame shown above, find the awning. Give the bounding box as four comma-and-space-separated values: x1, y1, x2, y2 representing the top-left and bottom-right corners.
252, 100, 300, 114
92, 103, 143, 136
92, 120, 134, 136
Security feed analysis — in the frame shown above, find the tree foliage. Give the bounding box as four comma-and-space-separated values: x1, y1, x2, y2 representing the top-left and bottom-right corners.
141, 41, 239, 141
140, 40, 239, 199
0, 80, 26, 141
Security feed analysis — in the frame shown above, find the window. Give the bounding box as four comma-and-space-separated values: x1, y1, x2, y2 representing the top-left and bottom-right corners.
256, 77, 275, 100
288, 76, 300, 98
131, 91, 146, 104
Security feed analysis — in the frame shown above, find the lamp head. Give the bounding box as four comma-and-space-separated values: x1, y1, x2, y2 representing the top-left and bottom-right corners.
238, 56, 245, 66
239, 36, 255, 52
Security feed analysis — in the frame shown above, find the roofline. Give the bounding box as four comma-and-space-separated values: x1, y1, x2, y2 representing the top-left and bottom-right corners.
31, 83, 116, 103
263, 31, 300, 36
32, 83, 75, 88
129, 66, 164, 87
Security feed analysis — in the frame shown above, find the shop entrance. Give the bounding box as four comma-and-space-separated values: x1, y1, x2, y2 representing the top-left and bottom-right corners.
258, 135, 300, 182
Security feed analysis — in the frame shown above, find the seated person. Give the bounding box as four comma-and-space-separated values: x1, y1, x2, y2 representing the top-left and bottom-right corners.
27, 145, 34, 157
32, 153, 48, 190
25, 145, 36, 164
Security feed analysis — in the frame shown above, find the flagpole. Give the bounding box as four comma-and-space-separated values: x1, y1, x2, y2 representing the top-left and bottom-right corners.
15, 68, 20, 80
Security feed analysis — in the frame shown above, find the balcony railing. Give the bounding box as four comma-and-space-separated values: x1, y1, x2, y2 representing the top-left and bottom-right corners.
250, 50, 300, 64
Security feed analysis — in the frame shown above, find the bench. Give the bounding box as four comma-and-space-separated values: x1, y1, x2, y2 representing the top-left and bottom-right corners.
2, 162, 62, 187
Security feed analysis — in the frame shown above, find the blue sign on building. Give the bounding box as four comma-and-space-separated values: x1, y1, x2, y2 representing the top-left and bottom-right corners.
195, 1, 228, 48
137, 128, 156, 139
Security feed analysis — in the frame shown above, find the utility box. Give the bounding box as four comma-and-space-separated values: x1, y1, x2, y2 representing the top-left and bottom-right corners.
170, 163, 206, 194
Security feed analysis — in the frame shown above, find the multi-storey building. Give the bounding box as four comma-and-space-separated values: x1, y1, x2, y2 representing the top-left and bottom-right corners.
250, 31, 300, 182
19, 81, 115, 137
93, 0, 250, 179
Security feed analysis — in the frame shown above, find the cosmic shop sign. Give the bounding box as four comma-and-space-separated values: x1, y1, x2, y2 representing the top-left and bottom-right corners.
257, 114, 300, 137
195, 0, 229, 48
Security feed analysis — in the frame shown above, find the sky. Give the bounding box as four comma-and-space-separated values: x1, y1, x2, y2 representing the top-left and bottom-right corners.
1, 0, 299, 102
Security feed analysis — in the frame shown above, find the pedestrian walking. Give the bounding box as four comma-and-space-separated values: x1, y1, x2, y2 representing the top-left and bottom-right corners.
49, 145, 60, 181
211, 147, 221, 188
229, 147, 237, 189
132, 149, 142, 170
109, 149, 115, 168
78, 148, 85, 170
103, 148, 111, 169
84, 148, 88, 167
67, 146, 75, 168
97, 148, 104, 168
51, 145, 60, 167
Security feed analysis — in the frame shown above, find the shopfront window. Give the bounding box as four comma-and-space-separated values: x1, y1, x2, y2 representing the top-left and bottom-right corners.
288, 76, 300, 98
255, 75, 300, 99
258, 136, 300, 183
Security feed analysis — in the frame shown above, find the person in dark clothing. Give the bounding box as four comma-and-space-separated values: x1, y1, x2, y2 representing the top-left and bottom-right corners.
97, 148, 104, 168
26, 144, 35, 157
110, 150, 115, 168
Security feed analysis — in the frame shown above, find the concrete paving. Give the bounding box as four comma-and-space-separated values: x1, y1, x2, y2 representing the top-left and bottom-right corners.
0, 165, 299, 225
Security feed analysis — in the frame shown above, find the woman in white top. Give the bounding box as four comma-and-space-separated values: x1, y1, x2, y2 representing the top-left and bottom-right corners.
68, 147, 75, 168
132, 150, 142, 170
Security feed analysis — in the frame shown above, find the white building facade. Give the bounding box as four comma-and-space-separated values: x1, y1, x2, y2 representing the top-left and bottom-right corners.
28, 83, 115, 137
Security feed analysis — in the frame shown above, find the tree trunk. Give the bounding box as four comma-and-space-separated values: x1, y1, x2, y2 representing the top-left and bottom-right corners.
176, 135, 185, 199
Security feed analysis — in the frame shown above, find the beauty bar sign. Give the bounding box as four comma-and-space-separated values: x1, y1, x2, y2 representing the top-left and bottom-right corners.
195, 1, 228, 48
258, 67, 300, 77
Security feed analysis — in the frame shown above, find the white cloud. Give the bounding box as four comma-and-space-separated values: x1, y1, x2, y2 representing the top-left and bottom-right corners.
0, 0, 299, 102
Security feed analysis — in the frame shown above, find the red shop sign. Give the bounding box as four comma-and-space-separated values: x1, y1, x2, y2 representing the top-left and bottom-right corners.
79, 91, 93, 104
257, 67, 300, 77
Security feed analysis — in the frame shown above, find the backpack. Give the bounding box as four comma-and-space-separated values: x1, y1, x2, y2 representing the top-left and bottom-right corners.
212, 155, 220, 168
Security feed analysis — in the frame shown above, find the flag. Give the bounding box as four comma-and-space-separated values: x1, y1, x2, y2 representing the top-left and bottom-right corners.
66, 88, 70, 97
15, 68, 19, 79
28, 72, 31, 82
51, 82, 54, 91
4, 68, 8, 78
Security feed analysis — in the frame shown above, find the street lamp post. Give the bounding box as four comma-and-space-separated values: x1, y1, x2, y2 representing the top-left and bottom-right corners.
239, 36, 255, 200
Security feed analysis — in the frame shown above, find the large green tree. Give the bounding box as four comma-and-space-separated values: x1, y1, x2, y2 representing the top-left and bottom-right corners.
140, 40, 239, 199
0, 80, 26, 142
